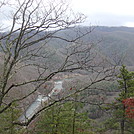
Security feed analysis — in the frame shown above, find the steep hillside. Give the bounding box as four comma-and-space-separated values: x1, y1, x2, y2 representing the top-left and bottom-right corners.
48, 26, 134, 66
2, 26, 134, 66
0, 53, 53, 111
94, 27, 134, 65
1, 26, 134, 107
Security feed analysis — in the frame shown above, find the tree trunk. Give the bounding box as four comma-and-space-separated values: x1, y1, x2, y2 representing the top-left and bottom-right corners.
120, 120, 125, 134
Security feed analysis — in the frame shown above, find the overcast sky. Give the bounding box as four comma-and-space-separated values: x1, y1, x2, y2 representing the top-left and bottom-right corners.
1, 0, 134, 28
71, 0, 134, 27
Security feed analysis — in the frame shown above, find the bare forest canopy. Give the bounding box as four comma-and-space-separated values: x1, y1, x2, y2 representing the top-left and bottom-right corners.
1, 26, 134, 67
1, 25, 134, 124
48, 26, 134, 66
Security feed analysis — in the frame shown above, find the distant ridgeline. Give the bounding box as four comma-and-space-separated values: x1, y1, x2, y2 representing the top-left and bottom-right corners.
1, 26, 134, 66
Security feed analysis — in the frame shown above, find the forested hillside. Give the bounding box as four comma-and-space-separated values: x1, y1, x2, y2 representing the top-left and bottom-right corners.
47, 26, 134, 66
1, 26, 134, 67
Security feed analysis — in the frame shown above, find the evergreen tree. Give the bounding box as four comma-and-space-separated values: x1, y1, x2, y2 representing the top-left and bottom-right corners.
103, 65, 134, 134
0, 103, 23, 134
117, 65, 134, 134
31, 101, 95, 134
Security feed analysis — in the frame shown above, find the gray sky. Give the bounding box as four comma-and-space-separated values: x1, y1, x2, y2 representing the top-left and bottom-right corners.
1, 0, 134, 28
71, 0, 134, 27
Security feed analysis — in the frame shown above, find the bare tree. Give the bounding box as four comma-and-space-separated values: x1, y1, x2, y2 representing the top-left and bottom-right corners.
0, 0, 115, 130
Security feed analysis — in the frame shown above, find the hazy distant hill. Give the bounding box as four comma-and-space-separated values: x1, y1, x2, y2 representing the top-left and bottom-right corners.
1, 26, 134, 66
1, 26, 134, 112
48, 26, 134, 66
93, 26, 134, 65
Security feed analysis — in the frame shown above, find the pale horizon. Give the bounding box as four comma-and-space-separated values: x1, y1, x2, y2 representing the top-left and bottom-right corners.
71, 0, 134, 27
1, 0, 134, 28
